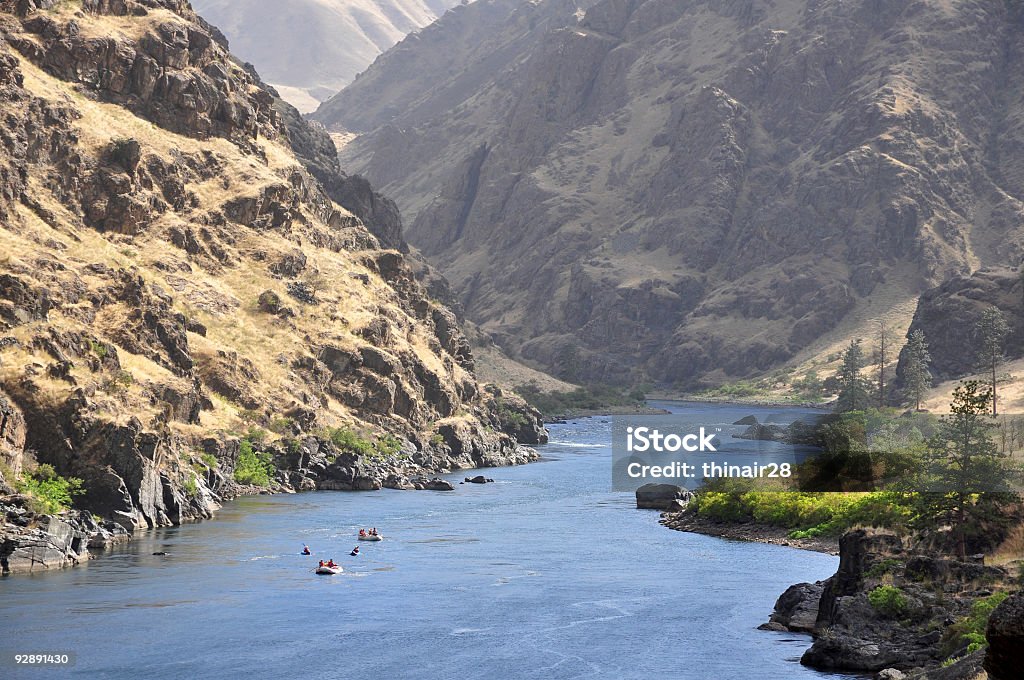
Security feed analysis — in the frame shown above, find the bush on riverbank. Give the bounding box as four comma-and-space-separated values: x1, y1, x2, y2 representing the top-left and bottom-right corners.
942, 592, 1009, 656
234, 438, 275, 486
12, 463, 84, 514
320, 426, 402, 459
868, 584, 909, 618
691, 478, 914, 537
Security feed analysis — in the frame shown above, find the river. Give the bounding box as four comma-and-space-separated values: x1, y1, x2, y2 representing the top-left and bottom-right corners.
1, 402, 847, 679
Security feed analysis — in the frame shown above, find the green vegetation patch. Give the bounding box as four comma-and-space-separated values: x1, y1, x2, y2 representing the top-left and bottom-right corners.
943, 592, 1009, 656
692, 478, 914, 537
868, 584, 909, 618
15, 464, 85, 515
320, 427, 402, 459
234, 437, 275, 487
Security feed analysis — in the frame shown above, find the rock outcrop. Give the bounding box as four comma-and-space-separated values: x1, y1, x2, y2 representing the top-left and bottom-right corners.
984, 592, 1024, 680
0, 510, 129, 574
635, 482, 692, 510
762, 581, 825, 634
316, 0, 1024, 388
896, 267, 1024, 384
768, 529, 1016, 675
0, 0, 542, 573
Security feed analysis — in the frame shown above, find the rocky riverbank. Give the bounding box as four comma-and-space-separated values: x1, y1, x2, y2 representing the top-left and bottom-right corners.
659, 510, 838, 555
1, 425, 539, 575
761, 529, 1022, 680
642, 485, 1023, 679
544, 404, 670, 423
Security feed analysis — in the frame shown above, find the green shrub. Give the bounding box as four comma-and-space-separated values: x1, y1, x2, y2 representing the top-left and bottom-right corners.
944, 592, 1009, 655
374, 434, 402, 457
868, 585, 908, 618
323, 427, 374, 456
268, 417, 294, 435
495, 399, 529, 429
694, 480, 912, 537
90, 340, 108, 359
238, 409, 263, 425
101, 370, 134, 394
16, 464, 85, 514
234, 440, 274, 486
183, 476, 199, 498
243, 428, 268, 446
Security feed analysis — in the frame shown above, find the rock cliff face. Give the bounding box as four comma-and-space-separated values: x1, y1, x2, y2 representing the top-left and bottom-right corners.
0, 0, 542, 573
765, 529, 1015, 675
896, 267, 1024, 384
315, 0, 1024, 387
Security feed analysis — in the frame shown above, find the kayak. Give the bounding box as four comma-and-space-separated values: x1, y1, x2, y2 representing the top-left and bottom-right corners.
315, 566, 342, 575
358, 534, 383, 541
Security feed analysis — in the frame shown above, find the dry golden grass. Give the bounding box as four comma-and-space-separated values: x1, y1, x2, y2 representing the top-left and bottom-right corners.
56, 3, 188, 41
988, 523, 1024, 568
0, 17, 505, 449
917, 358, 1024, 415
471, 342, 578, 393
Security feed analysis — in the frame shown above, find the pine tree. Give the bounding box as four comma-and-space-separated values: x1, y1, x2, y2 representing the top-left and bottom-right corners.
902, 329, 932, 411
874, 320, 890, 407
835, 339, 871, 412
975, 307, 1009, 416
917, 381, 1008, 558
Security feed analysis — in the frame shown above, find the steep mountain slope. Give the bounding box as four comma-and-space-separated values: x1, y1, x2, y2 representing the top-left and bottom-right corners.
189, 0, 461, 112
314, 0, 1024, 388
0, 0, 541, 573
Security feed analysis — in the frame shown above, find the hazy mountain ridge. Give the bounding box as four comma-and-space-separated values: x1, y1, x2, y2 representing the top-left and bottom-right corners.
189, 0, 462, 111
316, 0, 1024, 387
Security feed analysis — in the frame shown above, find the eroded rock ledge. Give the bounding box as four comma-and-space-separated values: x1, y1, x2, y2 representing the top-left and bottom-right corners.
761, 530, 1018, 679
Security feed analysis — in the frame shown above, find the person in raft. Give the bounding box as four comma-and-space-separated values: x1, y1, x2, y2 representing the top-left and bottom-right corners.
350, 546, 360, 557
359, 529, 367, 537
302, 545, 311, 555
326, 559, 337, 569
318, 560, 324, 568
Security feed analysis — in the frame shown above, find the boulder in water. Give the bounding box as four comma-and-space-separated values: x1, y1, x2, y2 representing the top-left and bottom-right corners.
636, 483, 693, 510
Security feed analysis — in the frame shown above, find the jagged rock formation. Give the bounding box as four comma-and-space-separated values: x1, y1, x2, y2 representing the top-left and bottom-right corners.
896, 267, 1024, 384
984, 591, 1024, 680
774, 529, 1014, 674
0, 0, 542, 573
315, 0, 1024, 388
188, 0, 461, 112
1, 510, 130, 574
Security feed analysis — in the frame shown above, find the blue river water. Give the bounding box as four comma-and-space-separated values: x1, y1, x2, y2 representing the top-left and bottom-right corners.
1, 402, 848, 679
